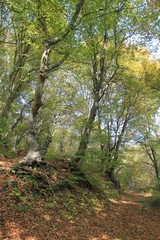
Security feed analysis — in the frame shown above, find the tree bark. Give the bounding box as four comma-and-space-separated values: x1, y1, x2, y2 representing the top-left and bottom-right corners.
24, 0, 84, 164
146, 147, 160, 179
70, 32, 108, 170
105, 167, 120, 189
71, 99, 99, 168
2, 43, 30, 119
24, 43, 51, 163
101, 114, 129, 189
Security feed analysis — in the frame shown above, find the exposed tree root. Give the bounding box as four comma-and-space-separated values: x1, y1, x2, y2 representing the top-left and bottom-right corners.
9, 160, 95, 196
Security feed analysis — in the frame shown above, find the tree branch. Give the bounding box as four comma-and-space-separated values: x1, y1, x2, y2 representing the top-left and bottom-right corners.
47, 0, 84, 46
47, 53, 69, 73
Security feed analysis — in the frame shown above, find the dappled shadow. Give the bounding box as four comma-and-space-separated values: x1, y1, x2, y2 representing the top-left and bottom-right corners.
1, 188, 160, 240
1, 158, 160, 240
88, 192, 160, 240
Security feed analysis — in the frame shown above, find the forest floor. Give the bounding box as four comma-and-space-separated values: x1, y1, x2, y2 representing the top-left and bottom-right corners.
0, 157, 160, 240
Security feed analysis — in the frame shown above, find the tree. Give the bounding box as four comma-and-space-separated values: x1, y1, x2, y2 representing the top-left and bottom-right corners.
0, 1, 33, 155
23, 0, 84, 164
97, 84, 142, 188
119, 144, 155, 190
1, 0, 160, 194
78, 45, 159, 188
133, 117, 160, 180
70, 0, 128, 170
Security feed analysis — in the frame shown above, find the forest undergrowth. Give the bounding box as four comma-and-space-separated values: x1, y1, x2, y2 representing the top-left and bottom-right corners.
0, 157, 160, 240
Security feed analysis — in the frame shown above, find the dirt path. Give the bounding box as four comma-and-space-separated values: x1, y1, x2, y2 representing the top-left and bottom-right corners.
1, 158, 160, 240
95, 192, 160, 240
68, 191, 160, 240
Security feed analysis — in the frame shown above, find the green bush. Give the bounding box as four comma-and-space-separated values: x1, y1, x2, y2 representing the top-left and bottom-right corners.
155, 179, 160, 191
150, 195, 160, 208
45, 148, 66, 160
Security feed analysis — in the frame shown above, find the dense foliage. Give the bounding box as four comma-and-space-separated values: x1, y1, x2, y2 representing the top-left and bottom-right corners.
0, 0, 160, 190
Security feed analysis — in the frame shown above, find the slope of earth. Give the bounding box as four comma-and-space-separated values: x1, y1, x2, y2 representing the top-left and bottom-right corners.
0, 157, 160, 240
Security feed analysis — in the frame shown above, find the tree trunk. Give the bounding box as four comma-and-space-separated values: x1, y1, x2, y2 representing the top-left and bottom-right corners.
101, 117, 129, 189
70, 32, 108, 170
145, 146, 160, 180
102, 148, 121, 189
24, 44, 51, 164
38, 126, 52, 160
1, 105, 26, 156
70, 99, 98, 170
23, 0, 84, 164
151, 147, 159, 179
2, 42, 30, 119
105, 167, 120, 189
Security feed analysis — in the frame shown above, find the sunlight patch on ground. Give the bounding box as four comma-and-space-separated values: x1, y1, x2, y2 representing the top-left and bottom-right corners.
89, 238, 99, 240
143, 193, 152, 197
99, 212, 108, 217
92, 199, 105, 213
42, 214, 51, 221
25, 237, 38, 240
89, 233, 110, 240
4, 221, 39, 240
108, 198, 119, 204
101, 234, 110, 239
5, 221, 39, 240
114, 239, 124, 240
0, 158, 18, 169
6, 221, 23, 240
120, 200, 139, 205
